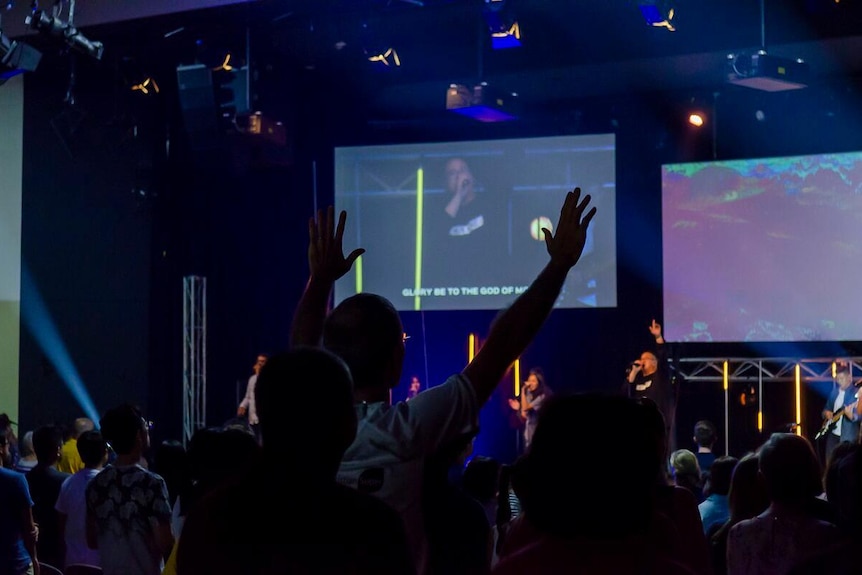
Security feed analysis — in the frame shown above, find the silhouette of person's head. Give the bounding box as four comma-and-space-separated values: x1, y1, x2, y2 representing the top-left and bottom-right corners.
694, 420, 717, 450
323, 293, 404, 393
519, 393, 661, 539
255, 346, 357, 479
758, 433, 823, 505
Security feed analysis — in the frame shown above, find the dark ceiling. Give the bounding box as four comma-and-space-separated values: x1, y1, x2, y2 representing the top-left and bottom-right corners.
13, 0, 862, 122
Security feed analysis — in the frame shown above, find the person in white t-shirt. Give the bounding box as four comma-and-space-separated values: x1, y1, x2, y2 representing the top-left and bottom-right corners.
55, 429, 108, 570
290, 189, 596, 575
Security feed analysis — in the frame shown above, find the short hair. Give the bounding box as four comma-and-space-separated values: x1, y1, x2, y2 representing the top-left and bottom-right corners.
77, 430, 108, 467
669, 449, 701, 479
73, 417, 95, 437
100, 403, 146, 455
33, 424, 64, 462
19, 431, 34, 457
323, 293, 403, 391
705, 456, 738, 497
758, 433, 823, 504
463, 456, 502, 502
694, 420, 717, 448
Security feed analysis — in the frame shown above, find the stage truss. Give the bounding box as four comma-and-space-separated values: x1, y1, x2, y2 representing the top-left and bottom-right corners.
183, 276, 207, 447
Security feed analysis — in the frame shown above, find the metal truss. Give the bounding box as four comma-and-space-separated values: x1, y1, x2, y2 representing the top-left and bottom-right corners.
182, 276, 207, 447
674, 357, 862, 384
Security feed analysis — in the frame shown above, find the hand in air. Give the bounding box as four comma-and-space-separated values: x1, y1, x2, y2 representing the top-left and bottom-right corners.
508, 398, 520, 410
649, 319, 662, 339
543, 188, 596, 269
308, 206, 365, 283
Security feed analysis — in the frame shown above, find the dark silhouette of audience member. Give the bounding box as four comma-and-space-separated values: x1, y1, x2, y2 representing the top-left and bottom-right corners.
726, 433, 838, 575
507, 367, 552, 451
709, 452, 769, 575
699, 455, 738, 536
693, 419, 718, 480
54, 429, 108, 570
1, 427, 41, 575
290, 190, 595, 574
640, 398, 712, 575
492, 393, 696, 574
85, 403, 174, 575
423, 432, 490, 575
161, 425, 262, 574
26, 424, 70, 568
789, 443, 862, 575
176, 346, 414, 575
626, 319, 677, 454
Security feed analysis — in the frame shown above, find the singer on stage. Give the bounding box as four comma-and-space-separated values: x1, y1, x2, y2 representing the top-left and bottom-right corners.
625, 319, 677, 454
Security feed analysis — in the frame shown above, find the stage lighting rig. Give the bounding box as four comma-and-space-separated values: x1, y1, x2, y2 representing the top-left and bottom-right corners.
1, 29, 42, 85
26, 8, 104, 60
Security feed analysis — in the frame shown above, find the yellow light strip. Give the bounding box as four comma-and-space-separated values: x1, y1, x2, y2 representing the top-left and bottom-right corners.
795, 363, 802, 436
355, 255, 363, 294
723, 360, 728, 391
514, 359, 521, 397
757, 410, 763, 432
468, 333, 476, 362
413, 168, 423, 311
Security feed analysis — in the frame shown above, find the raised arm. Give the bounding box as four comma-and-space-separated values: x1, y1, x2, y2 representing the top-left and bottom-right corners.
462, 188, 596, 405
290, 207, 365, 348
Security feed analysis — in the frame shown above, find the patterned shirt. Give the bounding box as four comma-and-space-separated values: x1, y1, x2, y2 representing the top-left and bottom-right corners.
85, 464, 172, 575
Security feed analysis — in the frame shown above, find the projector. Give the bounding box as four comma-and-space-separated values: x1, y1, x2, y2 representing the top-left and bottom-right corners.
446, 83, 519, 122
727, 52, 809, 92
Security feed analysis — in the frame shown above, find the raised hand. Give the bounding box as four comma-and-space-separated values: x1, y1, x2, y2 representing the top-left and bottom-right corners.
308, 206, 365, 283
649, 319, 662, 339
542, 188, 596, 270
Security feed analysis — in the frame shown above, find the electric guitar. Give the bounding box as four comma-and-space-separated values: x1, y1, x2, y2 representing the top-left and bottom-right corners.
814, 400, 859, 441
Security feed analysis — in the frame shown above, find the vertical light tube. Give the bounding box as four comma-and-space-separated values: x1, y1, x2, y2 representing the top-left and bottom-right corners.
414, 168, 424, 311
514, 358, 521, 397
723, 360, 729, 454
468, 333, 477, 362
757, 362, 763, 433
795, 363, 802, 436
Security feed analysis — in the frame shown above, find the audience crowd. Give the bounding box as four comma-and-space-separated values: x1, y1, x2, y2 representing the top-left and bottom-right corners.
3, 191, 862, 575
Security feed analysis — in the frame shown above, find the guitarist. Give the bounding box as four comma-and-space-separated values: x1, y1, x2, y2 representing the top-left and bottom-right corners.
819, 361, 860, 464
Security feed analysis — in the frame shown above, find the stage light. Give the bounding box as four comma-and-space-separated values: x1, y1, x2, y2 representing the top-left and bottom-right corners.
131, 77, 160, 95
638, 1, 676, 31
688, 112, 705, 127
367, 47, 401, 67
26, 9, 104, 60
0, 31, 42, 86
482, 0, 521, 49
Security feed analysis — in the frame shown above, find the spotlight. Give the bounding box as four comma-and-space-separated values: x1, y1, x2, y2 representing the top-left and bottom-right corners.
131, 77, 160, 95
367, 47, 401, 67
482, 0, 521, 49
638, 1, 676, 31
0, 31, 42, 85
688, 112, 705, 127
26, 9, 104, 60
